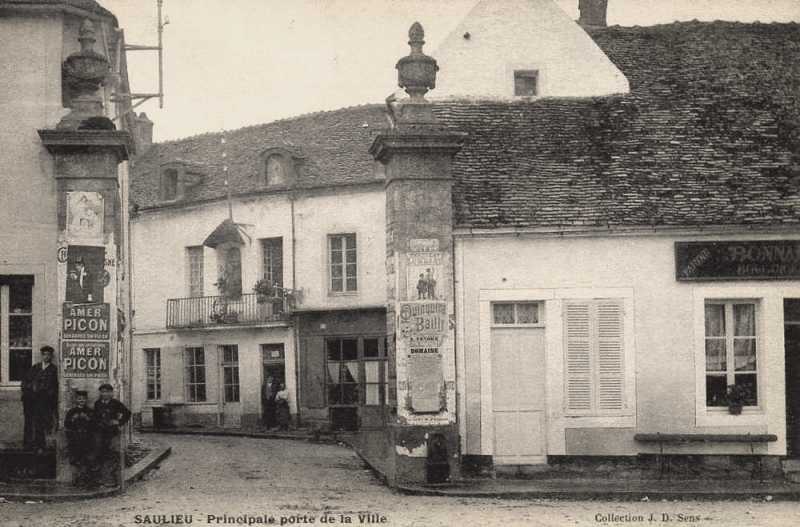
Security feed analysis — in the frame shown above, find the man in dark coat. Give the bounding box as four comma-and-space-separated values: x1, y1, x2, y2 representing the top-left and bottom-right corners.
21, 346, 58, 452
88, 383, 131, 487
65, 390, 94, 487
261, 374, 278, 430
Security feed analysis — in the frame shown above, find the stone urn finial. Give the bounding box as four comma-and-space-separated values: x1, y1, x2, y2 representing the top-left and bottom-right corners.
396, 22, 438, 102
59, 19, 113, 130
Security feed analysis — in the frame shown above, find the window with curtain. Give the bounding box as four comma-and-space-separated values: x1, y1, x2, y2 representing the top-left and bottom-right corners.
325, 337, 388, 407
704, 301, 758, 407
261, 237, 283, 287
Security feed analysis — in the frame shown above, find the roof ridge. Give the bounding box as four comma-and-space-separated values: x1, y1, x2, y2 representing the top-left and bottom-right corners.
152, 103, 385, 147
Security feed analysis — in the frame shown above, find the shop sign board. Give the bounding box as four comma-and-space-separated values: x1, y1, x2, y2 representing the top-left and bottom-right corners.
676, 240, 800, 281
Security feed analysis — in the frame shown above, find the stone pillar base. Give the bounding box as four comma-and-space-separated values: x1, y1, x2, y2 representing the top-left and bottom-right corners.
387, 422, 460, 486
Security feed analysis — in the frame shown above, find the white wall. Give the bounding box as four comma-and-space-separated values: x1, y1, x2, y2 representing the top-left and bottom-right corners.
456, 230, 797, 458
427, 0, 629, 101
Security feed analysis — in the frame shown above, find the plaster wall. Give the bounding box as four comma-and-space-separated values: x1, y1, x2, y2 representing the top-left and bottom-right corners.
429, 0, 629, 101
455, 231, 797, 459
132, 326, 295, 426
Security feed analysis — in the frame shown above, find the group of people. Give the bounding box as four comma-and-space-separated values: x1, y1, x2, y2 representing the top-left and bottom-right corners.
21, 345, 131, 489
261, 375, 290, 431
64, 384, 131, 488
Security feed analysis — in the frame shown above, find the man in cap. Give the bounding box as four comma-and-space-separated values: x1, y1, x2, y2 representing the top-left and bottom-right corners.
89, 383, 131, 487
21, 346, 58, 452
65, 389, 94, 487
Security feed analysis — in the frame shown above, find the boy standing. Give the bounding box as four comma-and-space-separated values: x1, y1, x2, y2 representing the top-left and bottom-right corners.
90, 383, 131, 487
64, 390, 93, 487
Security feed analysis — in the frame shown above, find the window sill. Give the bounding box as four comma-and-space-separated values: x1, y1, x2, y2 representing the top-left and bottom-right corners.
560, 413, 635, 429
328, 291, 359, 297
696, 407, 767, 428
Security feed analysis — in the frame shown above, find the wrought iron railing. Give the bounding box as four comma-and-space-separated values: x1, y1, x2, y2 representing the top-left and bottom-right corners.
166, 292, 291, 329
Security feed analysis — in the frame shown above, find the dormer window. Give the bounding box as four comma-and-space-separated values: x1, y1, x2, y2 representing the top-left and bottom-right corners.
265, 154, 288, 186
159, 162, 205, 203
259, 148, 298, 188
161, 168, 179, 201
514, 70, 539, 97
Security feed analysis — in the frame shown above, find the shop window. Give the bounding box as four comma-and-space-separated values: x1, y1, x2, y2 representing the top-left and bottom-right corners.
0, 276, 34, 384
514, 70, 539, 97
704, 301, 758, 407
184, 346, 207, 402
564, 299, 626, 415
492, 302, 542, 325
329, 233, 357, 293
326, 337, 388, 409
186, 246, 204, 297
220, 345, 240, 403
144, 348, 161, 401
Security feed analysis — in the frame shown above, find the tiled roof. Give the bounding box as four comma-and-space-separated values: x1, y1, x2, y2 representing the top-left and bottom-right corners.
447, 21, 800, 228
131, 21, 800, 228
0, 0, 117, 21
130, 105, 387, 210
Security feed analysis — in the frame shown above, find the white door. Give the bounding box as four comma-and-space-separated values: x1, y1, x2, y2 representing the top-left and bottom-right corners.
491, 327, 546, 464
220, 345, 242, 428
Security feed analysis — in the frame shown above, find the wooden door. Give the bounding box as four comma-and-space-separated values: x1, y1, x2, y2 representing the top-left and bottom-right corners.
491, 327, 546, 464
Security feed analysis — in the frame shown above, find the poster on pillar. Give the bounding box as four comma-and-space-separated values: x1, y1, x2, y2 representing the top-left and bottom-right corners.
406, 239, 444, 301
398, 301, 449, 418
64, 245, 108, 304
66, 191, 104, 244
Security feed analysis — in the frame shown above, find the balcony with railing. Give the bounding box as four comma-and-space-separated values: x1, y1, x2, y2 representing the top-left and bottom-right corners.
166, 291, 292, 329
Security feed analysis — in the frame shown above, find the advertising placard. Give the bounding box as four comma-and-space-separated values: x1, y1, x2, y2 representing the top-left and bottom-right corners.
61, 341, 109, 378
62, 303, 110, 340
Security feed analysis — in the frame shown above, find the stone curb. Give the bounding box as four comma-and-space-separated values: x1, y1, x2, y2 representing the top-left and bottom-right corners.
137, 427, 340, 443
123, 443, 172, 484
394, 482, 800, 501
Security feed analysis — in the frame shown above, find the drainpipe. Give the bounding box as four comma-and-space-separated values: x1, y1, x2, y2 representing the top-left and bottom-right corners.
290, 192, 300, 424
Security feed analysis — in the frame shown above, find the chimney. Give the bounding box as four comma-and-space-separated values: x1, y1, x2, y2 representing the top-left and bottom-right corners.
133, 112, 154, 152
578, 0, 608, 28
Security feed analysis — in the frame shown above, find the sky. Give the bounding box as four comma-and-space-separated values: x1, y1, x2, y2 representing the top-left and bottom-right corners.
101, 0, 800, 142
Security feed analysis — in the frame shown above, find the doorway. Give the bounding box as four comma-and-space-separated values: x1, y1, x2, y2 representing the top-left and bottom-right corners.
785, 300, 800, 458
491, 321, 547, 465
261, 344, 286, 428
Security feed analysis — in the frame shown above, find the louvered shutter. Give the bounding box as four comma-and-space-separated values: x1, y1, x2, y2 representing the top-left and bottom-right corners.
596, 301, 625, 411
564, 302, 592, 412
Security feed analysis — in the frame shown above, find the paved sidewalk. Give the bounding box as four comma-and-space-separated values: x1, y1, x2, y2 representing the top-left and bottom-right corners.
0, 440, 171, 502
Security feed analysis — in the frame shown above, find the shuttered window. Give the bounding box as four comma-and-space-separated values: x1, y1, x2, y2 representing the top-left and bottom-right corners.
564, 299, 625, 415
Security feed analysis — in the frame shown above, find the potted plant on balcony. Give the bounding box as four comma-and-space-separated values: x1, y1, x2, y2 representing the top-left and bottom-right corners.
253, 278, 278, 304
211, 274, 239, 324
727, 384, 745, 415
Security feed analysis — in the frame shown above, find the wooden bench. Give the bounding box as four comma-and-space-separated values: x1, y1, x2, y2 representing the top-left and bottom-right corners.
634, 433, 778, 480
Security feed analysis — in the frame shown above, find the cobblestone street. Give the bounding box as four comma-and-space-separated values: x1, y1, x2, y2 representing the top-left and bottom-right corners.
0, 435, 798, 527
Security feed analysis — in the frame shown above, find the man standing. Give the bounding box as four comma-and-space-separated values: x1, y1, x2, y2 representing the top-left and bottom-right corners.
89, 383, 130, 488
65, 390, 93, 487
261, 374, 278, 430
21, 346, 58, 452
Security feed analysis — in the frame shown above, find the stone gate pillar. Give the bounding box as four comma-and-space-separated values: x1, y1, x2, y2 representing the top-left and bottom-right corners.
38, 20, 131, 485
370, 22, 466, 485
